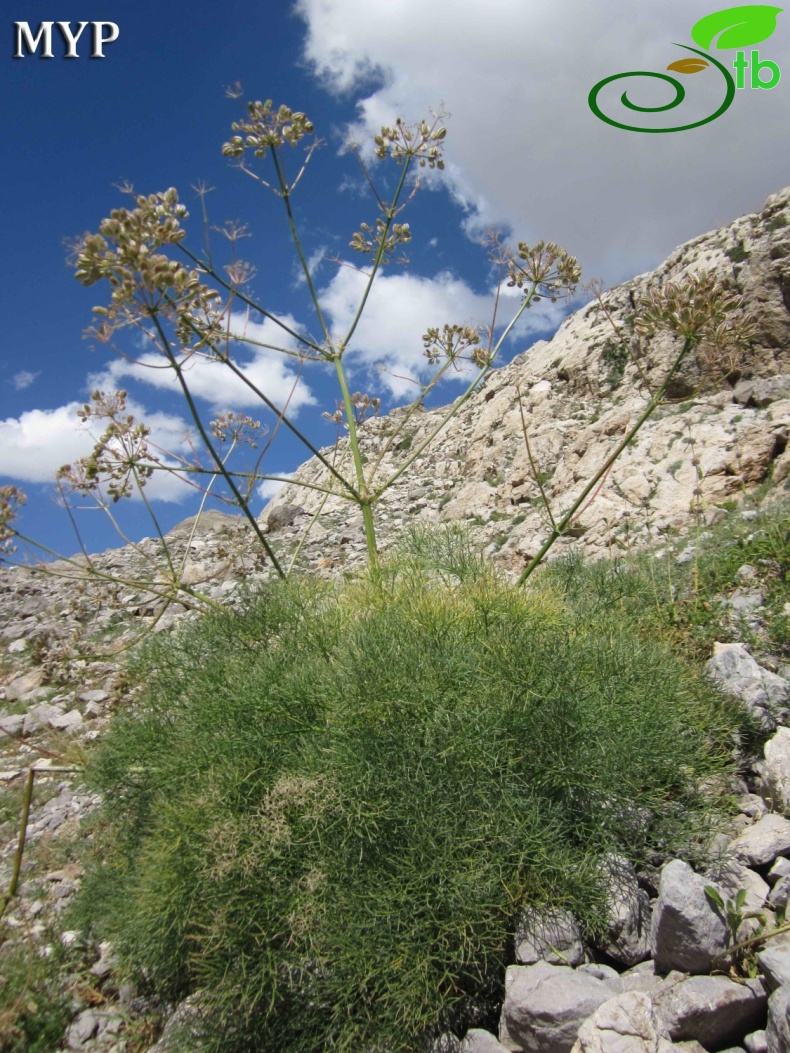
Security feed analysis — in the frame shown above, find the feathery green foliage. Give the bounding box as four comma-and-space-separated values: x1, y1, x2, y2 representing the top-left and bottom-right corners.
71, 528, 752, 1052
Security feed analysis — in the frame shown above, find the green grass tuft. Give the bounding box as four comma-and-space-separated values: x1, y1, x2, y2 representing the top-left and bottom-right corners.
70, 527, 755, 1052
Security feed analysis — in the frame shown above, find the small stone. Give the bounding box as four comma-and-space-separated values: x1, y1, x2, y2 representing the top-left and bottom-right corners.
49, 709, 83, 732
79, 688, 109, 704
91, 941, 118, 980
765, 728, 790, 814
744, 1029, 769, 1053
768, 857, 790, 884
513, 906, 585, 967
52, 879, 77, 899
757, 932, 790, 991
736, 565, 760, 584
593, 854, 651, 966
0, 714, 24, 736
66, 1008, 99, 1049
460, 1030, 510, 1052
7, 638, 26, 653
729, 814, 790, 866
739, 794, 769, 820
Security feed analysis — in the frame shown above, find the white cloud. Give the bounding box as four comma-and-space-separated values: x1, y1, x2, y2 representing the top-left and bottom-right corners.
11, 370, 39, 391
0, 399, 197, 503
318, 264, 565, 396
296, 0, 790, 284
0, 403, 93, 484
89, 312, 318, 418
257, 475, 292, 503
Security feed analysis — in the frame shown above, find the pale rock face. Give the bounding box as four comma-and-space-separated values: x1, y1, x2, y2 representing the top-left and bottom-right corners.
652, 975, 767, 1047
570, 991, 677, 1053
499, 963, 616, 1053
649, 860, 729, 974
259, 186, 790, 581
766, 984, 790, 1053
729, 814, 790, 867
513, 906, 585, 967
765, 727, 790, 814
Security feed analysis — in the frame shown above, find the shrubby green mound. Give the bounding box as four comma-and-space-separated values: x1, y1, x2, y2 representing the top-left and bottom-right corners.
73, 529, 754, 1052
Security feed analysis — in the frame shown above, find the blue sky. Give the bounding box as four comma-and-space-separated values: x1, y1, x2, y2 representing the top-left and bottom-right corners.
3, 0, 790, 561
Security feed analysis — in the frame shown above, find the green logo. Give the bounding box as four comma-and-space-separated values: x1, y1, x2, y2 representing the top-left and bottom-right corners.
589, 5, 782, 132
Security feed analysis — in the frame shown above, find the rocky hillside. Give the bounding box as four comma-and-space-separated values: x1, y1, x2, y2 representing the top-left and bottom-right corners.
261, 185, 790, 578
3, 187, 790, 1053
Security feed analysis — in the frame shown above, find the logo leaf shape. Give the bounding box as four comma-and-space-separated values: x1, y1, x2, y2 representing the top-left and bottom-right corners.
691, 5, 783, 50
667, 58, 711, 73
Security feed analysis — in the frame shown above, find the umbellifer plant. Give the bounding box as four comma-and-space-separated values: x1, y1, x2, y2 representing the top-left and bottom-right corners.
0, 97, 755, 602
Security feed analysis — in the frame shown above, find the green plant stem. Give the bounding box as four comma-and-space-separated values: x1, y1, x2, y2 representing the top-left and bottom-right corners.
132, 461, 177, 580
178, 244, 325, 355
516, 381, 557, 532
516, 335, 695, 586
374, 288, 538, 500
178, 440, 236, 580
368, 356, 457, 487
341, 159, 412, 351
150, 313, 286, 578
714, 920, 790, 964
271, 147, 332, 345
164, 299, 357, 498
334, 356, 378, 563
218, 355, 359, 498
0, 767, 81, 921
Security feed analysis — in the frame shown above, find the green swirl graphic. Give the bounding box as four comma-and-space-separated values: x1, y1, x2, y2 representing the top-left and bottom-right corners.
588, 45, 736, 132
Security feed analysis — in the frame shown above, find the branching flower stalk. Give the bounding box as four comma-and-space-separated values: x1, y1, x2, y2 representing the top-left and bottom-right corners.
6, 99, 750, 611
516, 273, 757, 586
60, 99, 582, 576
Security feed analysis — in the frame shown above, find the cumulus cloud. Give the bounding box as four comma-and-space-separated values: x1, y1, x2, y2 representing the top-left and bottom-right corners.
257, 475, 292, 503
296, 0, 790, 284
89, 312, 318, 418
318, 264, 566, 396
0, 399, 197, 503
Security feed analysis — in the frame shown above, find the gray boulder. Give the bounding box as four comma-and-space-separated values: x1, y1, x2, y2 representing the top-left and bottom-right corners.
653, 975, 767, 1048
570, 991, 677, 1053
757, 932, 790, 991
461, 1030, 511, 1053
705, 643, 788, 728
499, 963, 615, 1053
594, 855, 652, 967
266, 503, 305, 532
729, 814, 790, 867
514, 906, 585, 967
650, 860, 729, 974
765, 728, 790, 814
766, 984, 790, 1053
